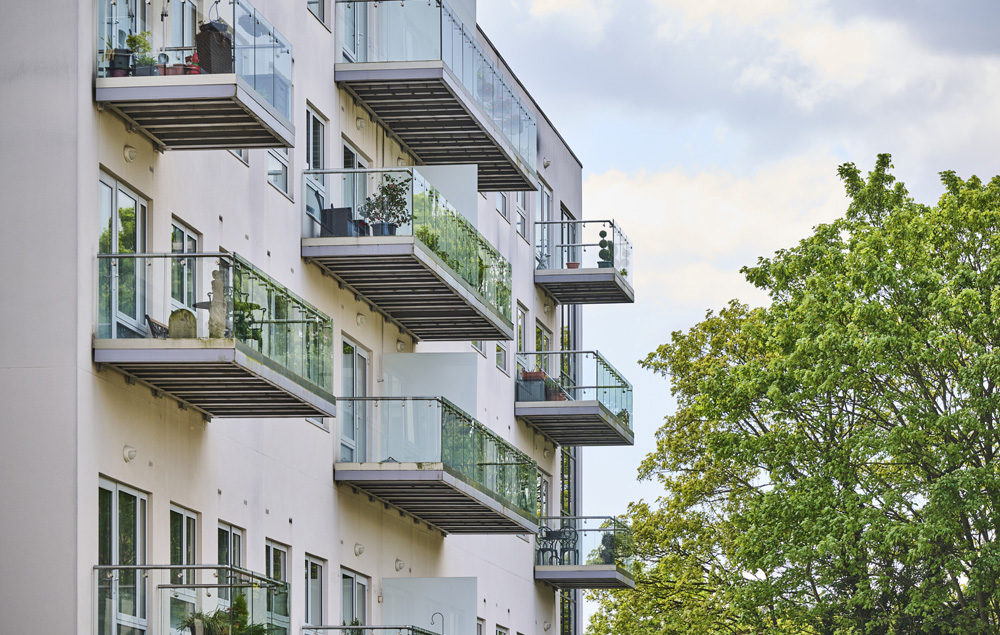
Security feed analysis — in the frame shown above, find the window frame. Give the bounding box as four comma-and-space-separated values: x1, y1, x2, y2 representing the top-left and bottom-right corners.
268, 146, 291, 196
170, 220, 199, 313
305, 555, 325, 625
515, 190, 527, 238
305, 107, 327, 219
341, 568, 369, 626
496, 340, 509, 375
265, 540, 291, 633
307, 0, 327, 25
98, 172, 147, 339
496, 191, 509, 221
218, 522, 244, 606
340, 337, 370, 462
98, 478, 148, 635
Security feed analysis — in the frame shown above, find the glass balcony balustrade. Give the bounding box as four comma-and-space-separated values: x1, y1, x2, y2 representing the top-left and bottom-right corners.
95, 0, 293, 148
304, 627, 438, 635
334, 0, 536, 190
534, 220, 635, 304
94, 252, 335, 417
534, 516, 636, 589
302, 167, 513, 341
515, 350, 633, 445
93, 564, 289, 635
335, 397, 538, 532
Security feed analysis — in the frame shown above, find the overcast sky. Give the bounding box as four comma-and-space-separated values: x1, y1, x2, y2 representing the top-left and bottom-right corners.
477, 0, 1000, 528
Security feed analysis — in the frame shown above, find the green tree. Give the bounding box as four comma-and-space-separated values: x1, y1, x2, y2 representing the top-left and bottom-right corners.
589, 155, 1000, 634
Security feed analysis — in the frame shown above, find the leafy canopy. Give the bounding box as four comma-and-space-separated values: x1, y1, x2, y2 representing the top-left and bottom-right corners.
588, 155, 1000, 634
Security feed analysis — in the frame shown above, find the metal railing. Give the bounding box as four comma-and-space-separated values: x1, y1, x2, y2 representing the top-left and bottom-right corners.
93, 564, 289, 635
96, 0, 293, 120
335, 0, 536, 168
303, 167, 512, 326
337, 397, 538, 519
535, 219, 633, 285
96, 252, 333, 393
515, 351, 633, 428
535, 516, 635, 573
304, 627, 438, 635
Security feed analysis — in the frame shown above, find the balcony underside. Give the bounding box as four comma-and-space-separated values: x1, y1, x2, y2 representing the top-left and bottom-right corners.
302, 237, 513, 342
335, 462, 537, 534
535, 565, 635, 589
534, 269, 635, 305
336, 63, 535, 192
96, 75, 294, 150
93, 339, 336, 419
515, 400, 634, 446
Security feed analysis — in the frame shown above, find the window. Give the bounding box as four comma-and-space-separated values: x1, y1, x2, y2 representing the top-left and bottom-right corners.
561, 205, 579, 268
537, 471, 550, 517
516, 306, 527, 373
305, 556, 325, 625
171, 221, 199, 312
169, 505, 198, 628
536, 322, 552, 375
560, 590, 576, 635
307, 0, 325, 23
218, 522, 244, 605
342, 1, 367, 62
341, 144, 369, 221
169, 0, 197, 64
497, 626, 508, 635
266, 541, 290, 635
515, 191, 527, 237
341, 338, 369, 461
268, 147, 290, 194
230, 148, 248, 164
495, 192, 508, 221
496, 341, 508, 374
477, 619, 485, 635
536, 187, 552, 268
341, 569, 368, 626
98, 172, 147, 339
471, 340, 484, 355
98, 479, 148, 635
305, 108, 327, 219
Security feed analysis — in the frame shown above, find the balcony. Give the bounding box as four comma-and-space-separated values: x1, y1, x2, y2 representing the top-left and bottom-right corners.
535, 220, 634, 304
95, 0, 293, 150
535, 516, 636, 589
305, 628, 436, 635
302, 167, 513, 341
335, 0, 536, 191
93, 564, 289, 635
334, 398, 538, 534
515, 351, 633, 446
93, 253, 335, 419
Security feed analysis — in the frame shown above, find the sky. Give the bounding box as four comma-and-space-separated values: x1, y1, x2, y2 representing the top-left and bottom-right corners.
477, 0, 1000, 563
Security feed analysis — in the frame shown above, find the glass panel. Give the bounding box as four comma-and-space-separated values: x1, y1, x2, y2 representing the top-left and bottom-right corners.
117, 492, 139, 619
341, 575, 354, 623
534, 219, 634, 283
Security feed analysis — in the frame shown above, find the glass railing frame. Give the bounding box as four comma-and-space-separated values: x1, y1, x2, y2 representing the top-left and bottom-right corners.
95, 0, 294, 122
95, 251, 334, 393
515, 350, 633, 429
534, 219, 634, 284
302, 167, 513, 327
333, 0, 537, 169
535, 515, 636, 574
303, 627, 439, 635
336, 396, 538, 519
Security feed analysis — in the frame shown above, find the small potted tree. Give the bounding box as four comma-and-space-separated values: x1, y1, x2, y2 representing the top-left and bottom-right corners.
126, 31, 158, 76
597, 229, 614, 268
363, 173, 412, 236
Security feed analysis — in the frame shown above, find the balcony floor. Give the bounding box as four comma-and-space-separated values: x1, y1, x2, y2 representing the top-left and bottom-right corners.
302, 236, 513, 342
335, 462, 537, 534
336, 62, 535, 192
515, 400, 634, 446
96, 75, 294, 150
534, 268, 635, 305
94, 338, 336, 419
534, 564, 636, 589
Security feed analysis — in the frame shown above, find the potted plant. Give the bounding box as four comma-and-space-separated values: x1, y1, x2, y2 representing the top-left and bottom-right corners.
105, 35, 133, 77
126, 31, 157, 76
363, 173, 412, 236
544, 377, 567, 401
597, 229, 614, 268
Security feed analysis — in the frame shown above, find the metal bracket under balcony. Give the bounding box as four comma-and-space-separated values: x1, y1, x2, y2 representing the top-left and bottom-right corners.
534, 269, 635, 305
94, 339, 336, 419
534, 564, 636, 590
336, 63, 534, 192
515, 401, 634, 446
335, 462, 538, 534
302, 237, 513, 341
95, 75, 294, 150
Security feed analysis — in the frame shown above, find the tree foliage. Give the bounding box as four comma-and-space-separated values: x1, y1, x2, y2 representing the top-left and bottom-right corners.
588, 155, 1000, 634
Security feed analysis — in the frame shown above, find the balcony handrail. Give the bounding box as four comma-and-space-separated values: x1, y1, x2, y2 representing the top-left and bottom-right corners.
538, 515, 631, 523
92, 563, 287, 589
302, 627, 437, 635
516, 350, 632, 389
97, 252, 233, 259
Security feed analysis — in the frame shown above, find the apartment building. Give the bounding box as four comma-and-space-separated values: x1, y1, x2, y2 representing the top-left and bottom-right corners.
0, 2, 636, 635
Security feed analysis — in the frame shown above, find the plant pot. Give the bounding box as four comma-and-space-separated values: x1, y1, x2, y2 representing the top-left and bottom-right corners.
566, 262, 580, 269
520, 370, 546, 381
110, 48, 132, 71
156, 64, 167, 76
597, 261, 614, 268
371, 223, 397, 236
197, 21, 234, 74
109, 69, 129, 78
165, 65, 186, 76
134, 64, 158, 76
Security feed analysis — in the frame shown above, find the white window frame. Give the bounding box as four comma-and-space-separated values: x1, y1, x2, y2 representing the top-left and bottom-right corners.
99, 172, 147, 338
265, 541, 291, 634
340, 337, 369, 462
218, 522, 244, 606
307, 0, 327, 25
342, 1, 367, 62
305, 555, 325, 625
169, 504, 198, 630
515, 190, 527, 238
496, 191, 509, 221
98, 478, 148, 635
496, 340, 509, 375
516, 306, 528, 373
536, 186, 552, 268
471, 340, 485, 356
171, 220, 199, 313
229, 148, 249, 164
305, 107, 327, 219
268, 147, 290, 195
341, 568, 369, 626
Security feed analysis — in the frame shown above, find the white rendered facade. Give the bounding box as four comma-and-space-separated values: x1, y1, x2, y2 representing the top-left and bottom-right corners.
0, 2, 635, 635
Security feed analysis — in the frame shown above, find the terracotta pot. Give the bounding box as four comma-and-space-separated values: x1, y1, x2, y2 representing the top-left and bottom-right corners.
566, 262, 580, 269
165, 65, 185, 76
520, 370, 546, 381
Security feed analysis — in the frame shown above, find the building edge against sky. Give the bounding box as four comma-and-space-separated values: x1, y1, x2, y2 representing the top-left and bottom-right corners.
0, 1, 636, 635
